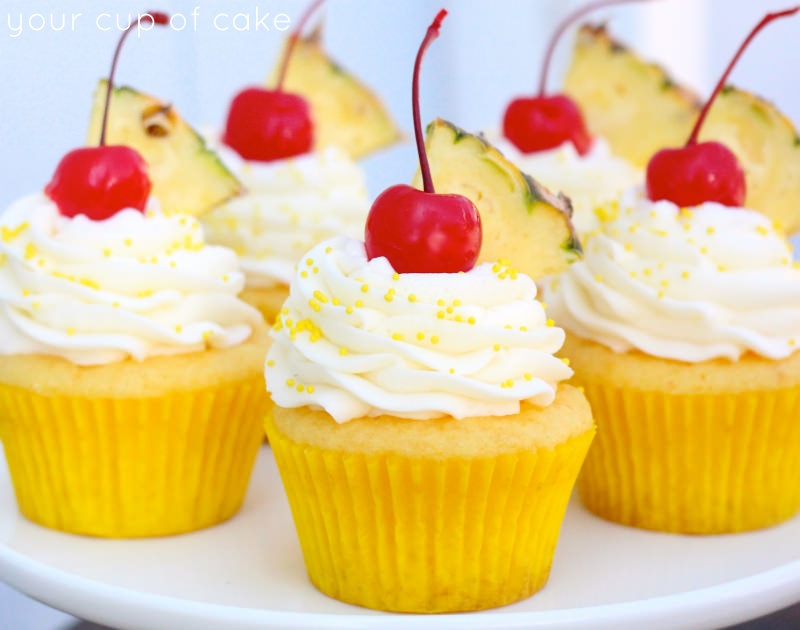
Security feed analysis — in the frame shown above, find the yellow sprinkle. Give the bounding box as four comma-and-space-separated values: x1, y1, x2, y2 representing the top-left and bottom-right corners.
332, 298, 340, 306
468, 316, 476, 325
499, 258, 510, 266
267, 360, 275, 367
578, 386, 585, 393
683, 223, 691, 231
150, 256, 159, 264
628, 225, 638, 234
643, 268, 652, 276
286, 379, 295, 387
416, 332, 425, 341
170, 261, 177, 268
1, 222, 30, 243
203, 330, 213, 341
756, 226, 769, 236
361, 284, 369, 293
595, 275, 603, 283
313, 290, 329, 304
346, 306, 354, 314
790, 339, 796, 347
67, 327, 75, 336
296, 384, 304, 393
222, 275, 229, 282
718, 265, 727, 272
104, 249, 111, 257
660, 280, 669, 287
431, 336, 439, 344
793, 262, 800, 270
650, 211, 657, 218
285, 318, 293, 327
301, 270, 308, 278
388, 288, 396, 295
520, 326, 527, 331
23, 243, 36, 260
32, 302, 39, 309
658, 291, 665, 298
392, 272, 400, 281
492, 263, 502, 273
306, 258, 313, 266
505, 325, 512, 329
355, 300, 364, 308
408, 294, 417, 303
562, 358, 571, 366
339, 348, 348, 356
449, 368, 455, 374
137, 290, 152, 298
455, 315, 464, 323
437, 299, 445, 306
629, 271, 637, 278
392, 333, 403, 341
546, 319, 555, 327
384, 294, 394, 302
524, 373, 532, 381
307, 385, 315, 393
180, 218, 187, 226
706, 227, 715, 235
624, 243, 633, 251
437, 311, 445, 319
22, 289, 30, 296
493, 344, 501, 352
113, 302, 120, 308
453, 299, 461, 307
498, 272, 507, 279
510, 272, 518, 279
281, 307, 290, 315
0, 254, 5, 266
175, 325, 182, 333
682, 271, 690, 279
124, 238, 133, 247
700, 247, 708, 254
313, 267, 319, 274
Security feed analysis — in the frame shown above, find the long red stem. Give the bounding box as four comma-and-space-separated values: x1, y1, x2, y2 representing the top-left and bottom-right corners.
538, 0, 661, 96
276, 0, 327, 91
687, 6, 799, 145
414, 10, 448, 194
100, 11, 169, 146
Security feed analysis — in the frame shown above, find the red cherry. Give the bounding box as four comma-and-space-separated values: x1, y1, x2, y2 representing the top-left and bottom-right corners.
223, 88, 313, 162
366, 185, 481, 274
223, 0, 326, 162
44, 12, 169, 219
647, 7, 799, 208
646, 142, 745, 208
502, 0, 658, 156
365, 10, 482, 274
45, 146, 152, 220
503, 94, 592, 155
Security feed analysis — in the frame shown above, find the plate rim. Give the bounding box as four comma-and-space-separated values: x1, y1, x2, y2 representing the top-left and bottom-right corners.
2, 533, 800, 630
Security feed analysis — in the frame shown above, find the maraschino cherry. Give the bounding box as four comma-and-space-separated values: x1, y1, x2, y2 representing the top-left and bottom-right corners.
647, 7, 799, 208
503, 0, 657, 156
365, 10, 481, 274
45, 12, 169, 220
223, 0, 325, 162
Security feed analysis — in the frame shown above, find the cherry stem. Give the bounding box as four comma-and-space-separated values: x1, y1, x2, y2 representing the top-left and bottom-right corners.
99, 11, 169, 146
275, 0, 327, 92
414, 10, 448, 195
538, 0, 661, 97
686, 6, 799, 146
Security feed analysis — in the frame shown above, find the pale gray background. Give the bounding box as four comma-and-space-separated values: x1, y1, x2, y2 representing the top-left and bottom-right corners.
2, 0, 800, 627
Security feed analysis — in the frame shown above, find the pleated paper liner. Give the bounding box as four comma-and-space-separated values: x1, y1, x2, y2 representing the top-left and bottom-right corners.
266, 413, 594, 613
0, 377, 269, 538
577, 382, 800, 534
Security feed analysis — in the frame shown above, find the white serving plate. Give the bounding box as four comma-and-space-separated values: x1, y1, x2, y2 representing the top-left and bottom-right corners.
1, 445, 800, 630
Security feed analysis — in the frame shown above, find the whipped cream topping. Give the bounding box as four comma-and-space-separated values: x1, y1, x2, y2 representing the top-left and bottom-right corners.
544, 188, 800, 362
266, 237, 572, 422
493, 136, 642, 234
0, 194, 262, 366
203, 144, 370, 289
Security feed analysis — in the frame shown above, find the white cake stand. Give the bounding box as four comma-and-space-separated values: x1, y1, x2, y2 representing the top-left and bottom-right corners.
1, 445, 800, 630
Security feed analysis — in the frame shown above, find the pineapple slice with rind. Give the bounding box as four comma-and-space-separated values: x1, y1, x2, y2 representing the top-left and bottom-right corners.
267, 25, 401, 160
563, 24, 700, 169
87, 80, 242, 217
564, 24, 800, 234
700, 88, 800, 234
412, 119, 582, 280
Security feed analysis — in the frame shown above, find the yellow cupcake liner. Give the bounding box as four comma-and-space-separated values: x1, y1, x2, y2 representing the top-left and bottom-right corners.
576, 382, 800, 534
266, 414, 594, 613
0, 378, 270, 538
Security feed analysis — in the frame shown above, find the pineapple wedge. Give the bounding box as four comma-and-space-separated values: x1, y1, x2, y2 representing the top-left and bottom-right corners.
87, 80, 242, 217
563, 24, 700, 169
412, 119, 582, 280
267, 25, 401, 160
564, 24, 800, 234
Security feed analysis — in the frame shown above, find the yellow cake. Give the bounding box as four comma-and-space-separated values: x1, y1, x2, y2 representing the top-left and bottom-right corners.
0, 192, 270, 538
264, 236, 594, 612
545, 189, 800, 534
240, 286, 291, 324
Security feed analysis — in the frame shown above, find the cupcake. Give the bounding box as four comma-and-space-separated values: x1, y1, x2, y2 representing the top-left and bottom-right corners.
545, 8, 800, 534
0, 19, 270, 538
203, 6, 400, 323
265, 11, 593, 613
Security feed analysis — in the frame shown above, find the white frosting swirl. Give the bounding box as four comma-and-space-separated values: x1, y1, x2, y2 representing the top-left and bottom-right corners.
265, 237, 572, 422
0, 194, 262, 366
493, 136, 642, 234
203, 144, 370, 289
544, 188, 800, 362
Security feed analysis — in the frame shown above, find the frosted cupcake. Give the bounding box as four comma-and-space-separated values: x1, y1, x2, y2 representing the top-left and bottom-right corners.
266, 237, 594, 612
204, 3, 400, 322
0, 17, 270, 538
545, 8, 800, 534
